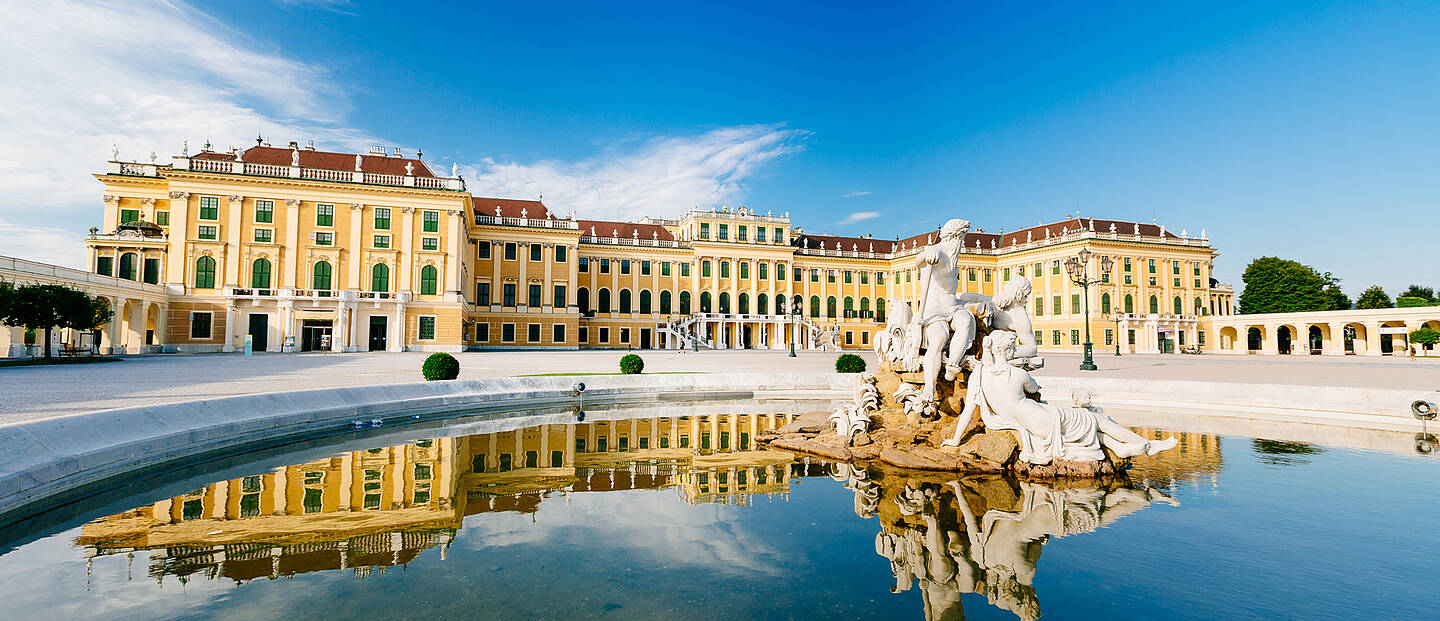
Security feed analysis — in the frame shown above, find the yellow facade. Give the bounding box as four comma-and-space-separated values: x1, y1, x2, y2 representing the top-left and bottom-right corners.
85, 145, 1232, 354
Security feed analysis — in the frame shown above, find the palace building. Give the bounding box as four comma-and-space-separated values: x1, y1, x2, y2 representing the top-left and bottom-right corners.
75, 142, 1234, 355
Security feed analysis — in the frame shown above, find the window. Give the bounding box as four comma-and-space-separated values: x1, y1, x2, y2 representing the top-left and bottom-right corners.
984, 269, 992, 283
118, 253, 137, 280
315, 232, 333, 246
96, 256, 113, 276
774, 227, 784, 243
190, 311, 212, 338
699, 222, 710, 239
1124, 257, 1132, 271
553, 285, 567, 308
719, 224, 729, 240
811, 269, 820, 283
1002, 268, 1011, 281
255, 199, 274, 223
419, 316, 436, 340
599, 288, 612, 312
680, 262, 690, 277
476, 282, 491, 305
421, 265, 438, 295
844, 270, 853, 284
1174, 296, 1183, 315
422, 237, 439, 251
621, 259, 631, 274
660, 290, 673, 313
478, 243, 491, 259
1101, 293, 1111, 314
529, 284, 542, 307
1071, 329, 1081, 345
120, 208, 139, 223
374, 207, 391, 230
1071, 294, 1081, 314
553, 324, 566, 342
371, 263, 390, 291
828, 270, 836, 284
1148, 258, 1156, 273
197, 225, 217, 240
968, 269, 977, 282
738, 292, 749, 314
620, 328, 631, 344
661, 261, 671, 276
1173, 261, 1181, 275
600, 258, 610, 273
316, 204, 334, 226
254, 228, 273, 243
194, 256, 216, 288
156, 211, 169, 226
373, 234, 390, 248
679, 291, 691, 313
1149, 295, 1159, 314
502, 323, 516, 342
1051, 261, 1061, 275
1124, 274, 1132, 285
757, 227, 767, 243
810, 296, 821, 317
1105, 328, 1114, 345
577, 256, 588, 272
1033, 262, 1042, 276
860, 271, 868, 284
530, 244, 542, 261
313, 261, 332, 290
1035, 330, 1044, 345
1052, 330, 1062, 345
1128, 329, 1136, 345
503, 283, 517, 307
1052, 295, 1061, 315
640, 290, 652, 313
528, 323, 541, 342
599, 327, 609, 342
555, 245, 567, 262
737, 226, 748, 242
740, 262, 749, 279
1035, 297, 1044, 315
794, 267, 802, 281
251, 258, 271, 289
777, 263, 787, 280
1198, 331, 1207, 346
505, 242, 517, 260
423, 210, 439, 232
1124, 294, 1134, 314
199, 196, 219, 220
720, 261, 730, 278
476, 323, 489, 341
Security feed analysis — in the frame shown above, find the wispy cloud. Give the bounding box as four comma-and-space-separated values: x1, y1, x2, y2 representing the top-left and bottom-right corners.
839, 211, 881, 225
839, 190, 871, 198
0, 0, 380, 267
460, 125, 807, 221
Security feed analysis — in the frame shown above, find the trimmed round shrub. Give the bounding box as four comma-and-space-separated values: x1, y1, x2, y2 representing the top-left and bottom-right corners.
835, 353, 866, 373
620, 353, 644, 375
422, 352, 460, 381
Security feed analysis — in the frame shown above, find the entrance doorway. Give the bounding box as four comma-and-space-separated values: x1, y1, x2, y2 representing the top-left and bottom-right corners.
369, 316, 388, 351
1157, 332, 1174, 354
640, 328, 652, 349
248, 314, 269, 351
301, 319, 333, 352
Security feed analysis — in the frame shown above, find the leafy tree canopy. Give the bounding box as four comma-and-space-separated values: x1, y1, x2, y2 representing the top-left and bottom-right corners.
1400, 284, 1436, 302
1410, 327, 1440, 346
0, 283, 112, 358
1355, 285, 1394, 309
1238, 257, 1335, 314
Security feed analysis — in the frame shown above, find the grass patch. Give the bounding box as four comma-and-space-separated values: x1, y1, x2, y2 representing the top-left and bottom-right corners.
0, 357, 123, 368
513, 371, 705, 377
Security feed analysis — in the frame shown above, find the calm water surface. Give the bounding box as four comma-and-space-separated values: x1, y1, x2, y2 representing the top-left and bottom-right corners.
0, 409, 1436, 620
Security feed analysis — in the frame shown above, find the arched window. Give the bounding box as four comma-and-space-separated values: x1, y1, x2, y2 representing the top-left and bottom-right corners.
844, 297, 854, 319
810, 295, 821, 317
194, 256, 216, 289
619, 289, 632, 313
776, 295, 787, 315
738, 293, 749, 315
827, 296, 837, 319
659, 290, 672, 314
719, 292, 731, 314
119, 252, 137, 281
598, 288, 612, 313
1195, 297, 1204, 316
371, 263, 390, 292
251, 258, 272, 289
757, 293, 769, 315
793, 295, 804, 316
860, 297, 870, 319
312, 261, 332, 290
578, 287, 591, 314
1124, 294, 1134, 314
420, 265, 438, 295
640, 289, 652, 314
679, 291, 691, 314
876, 298, 886, 323
700, 291, 711, 313
1101, 293, 1111, 314
1173, 296, 1182, 315
1149, 295, 1158, 314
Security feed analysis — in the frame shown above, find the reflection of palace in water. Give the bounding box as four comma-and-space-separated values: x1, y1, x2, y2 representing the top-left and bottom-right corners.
76, 413, 820, 585
847, 427, 1222, 621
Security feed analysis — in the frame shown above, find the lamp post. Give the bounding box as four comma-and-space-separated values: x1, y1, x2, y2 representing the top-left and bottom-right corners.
1113, 315, 1122, 356
789, 297, 798, 357
1064, 249, 1112, 371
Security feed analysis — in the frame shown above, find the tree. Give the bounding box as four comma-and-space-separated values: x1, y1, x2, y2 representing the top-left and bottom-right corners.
0, 284, 113, 359
1238, 257, 1332, 314
1410, 327, 1439, 350
1320, 271, 1351, 310
1354, 285, 1393, 310
1400, 285, 1436, 302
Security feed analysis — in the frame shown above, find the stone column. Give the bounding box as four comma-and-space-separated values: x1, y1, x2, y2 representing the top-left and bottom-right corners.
222, 300, 237, 352
543, 243, 555, 310
280, 301, 294, 353
348, 203, 364, 290
566, 243, 579, 311
333, 305, 348, 352
446, 210, 463, 299
224, 195, 244, 288
165, 192, 190, 291
399, 207, 415, 292
391, 301, 406, 352
102, 296, 121, 354
490, 241, 502, 309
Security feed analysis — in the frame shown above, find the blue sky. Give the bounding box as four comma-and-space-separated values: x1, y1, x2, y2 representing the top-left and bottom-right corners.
2, 1, 1436, 294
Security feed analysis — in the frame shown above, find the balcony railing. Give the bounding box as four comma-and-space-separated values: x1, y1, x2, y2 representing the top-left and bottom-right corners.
580, 235, 687, 248
222, 287, 409, 302
475, 214, 579, 229
168, 157, 467, 191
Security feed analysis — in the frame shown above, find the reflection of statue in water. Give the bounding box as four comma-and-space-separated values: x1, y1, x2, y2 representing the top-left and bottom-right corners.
866, 472, 1175, 621
943, 331, 1178, 463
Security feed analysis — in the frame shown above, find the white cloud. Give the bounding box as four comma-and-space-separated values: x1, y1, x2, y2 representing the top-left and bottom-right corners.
0, 219, 87, 268
0, 0, 380, 267
460, 125, 807, 221
839, 190, 871, 198
839, 211, 881, 225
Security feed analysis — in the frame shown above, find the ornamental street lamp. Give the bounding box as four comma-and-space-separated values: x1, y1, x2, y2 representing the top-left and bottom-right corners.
1064, 248, 1112, 371
789, 297, 798, 357
1113, 315, 1122, 356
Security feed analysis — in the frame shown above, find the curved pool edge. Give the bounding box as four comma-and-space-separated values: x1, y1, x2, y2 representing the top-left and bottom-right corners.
0, 373, 851, 520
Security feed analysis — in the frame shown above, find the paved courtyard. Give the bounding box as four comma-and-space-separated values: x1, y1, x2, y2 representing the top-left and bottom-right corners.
1, 349, 1436, 423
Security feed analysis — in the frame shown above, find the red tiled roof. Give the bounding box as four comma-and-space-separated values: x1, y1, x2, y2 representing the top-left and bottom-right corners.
793, 233, 896, 253
578, 219, 675, 241
194, 146, 437, 177
994, 218, 1177, 248
471, 197, 552, 220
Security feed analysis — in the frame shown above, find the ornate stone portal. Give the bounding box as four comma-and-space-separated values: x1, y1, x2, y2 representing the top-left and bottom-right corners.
761, 218, 1178, 478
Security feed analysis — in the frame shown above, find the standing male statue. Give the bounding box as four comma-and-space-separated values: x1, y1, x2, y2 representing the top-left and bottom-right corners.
900, 218, 982, 408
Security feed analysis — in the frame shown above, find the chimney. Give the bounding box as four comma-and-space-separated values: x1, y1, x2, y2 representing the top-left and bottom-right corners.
369, 145, 384, 155
288, 141, 299, 149
391, 147, 401, 158
306, 140, 315, 150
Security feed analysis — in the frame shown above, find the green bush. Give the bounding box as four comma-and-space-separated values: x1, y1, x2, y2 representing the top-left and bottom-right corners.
620, 353, 644, 374
422, 352, 460, 381
835, 353, 866, 373
1398, 296, 1436, 308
